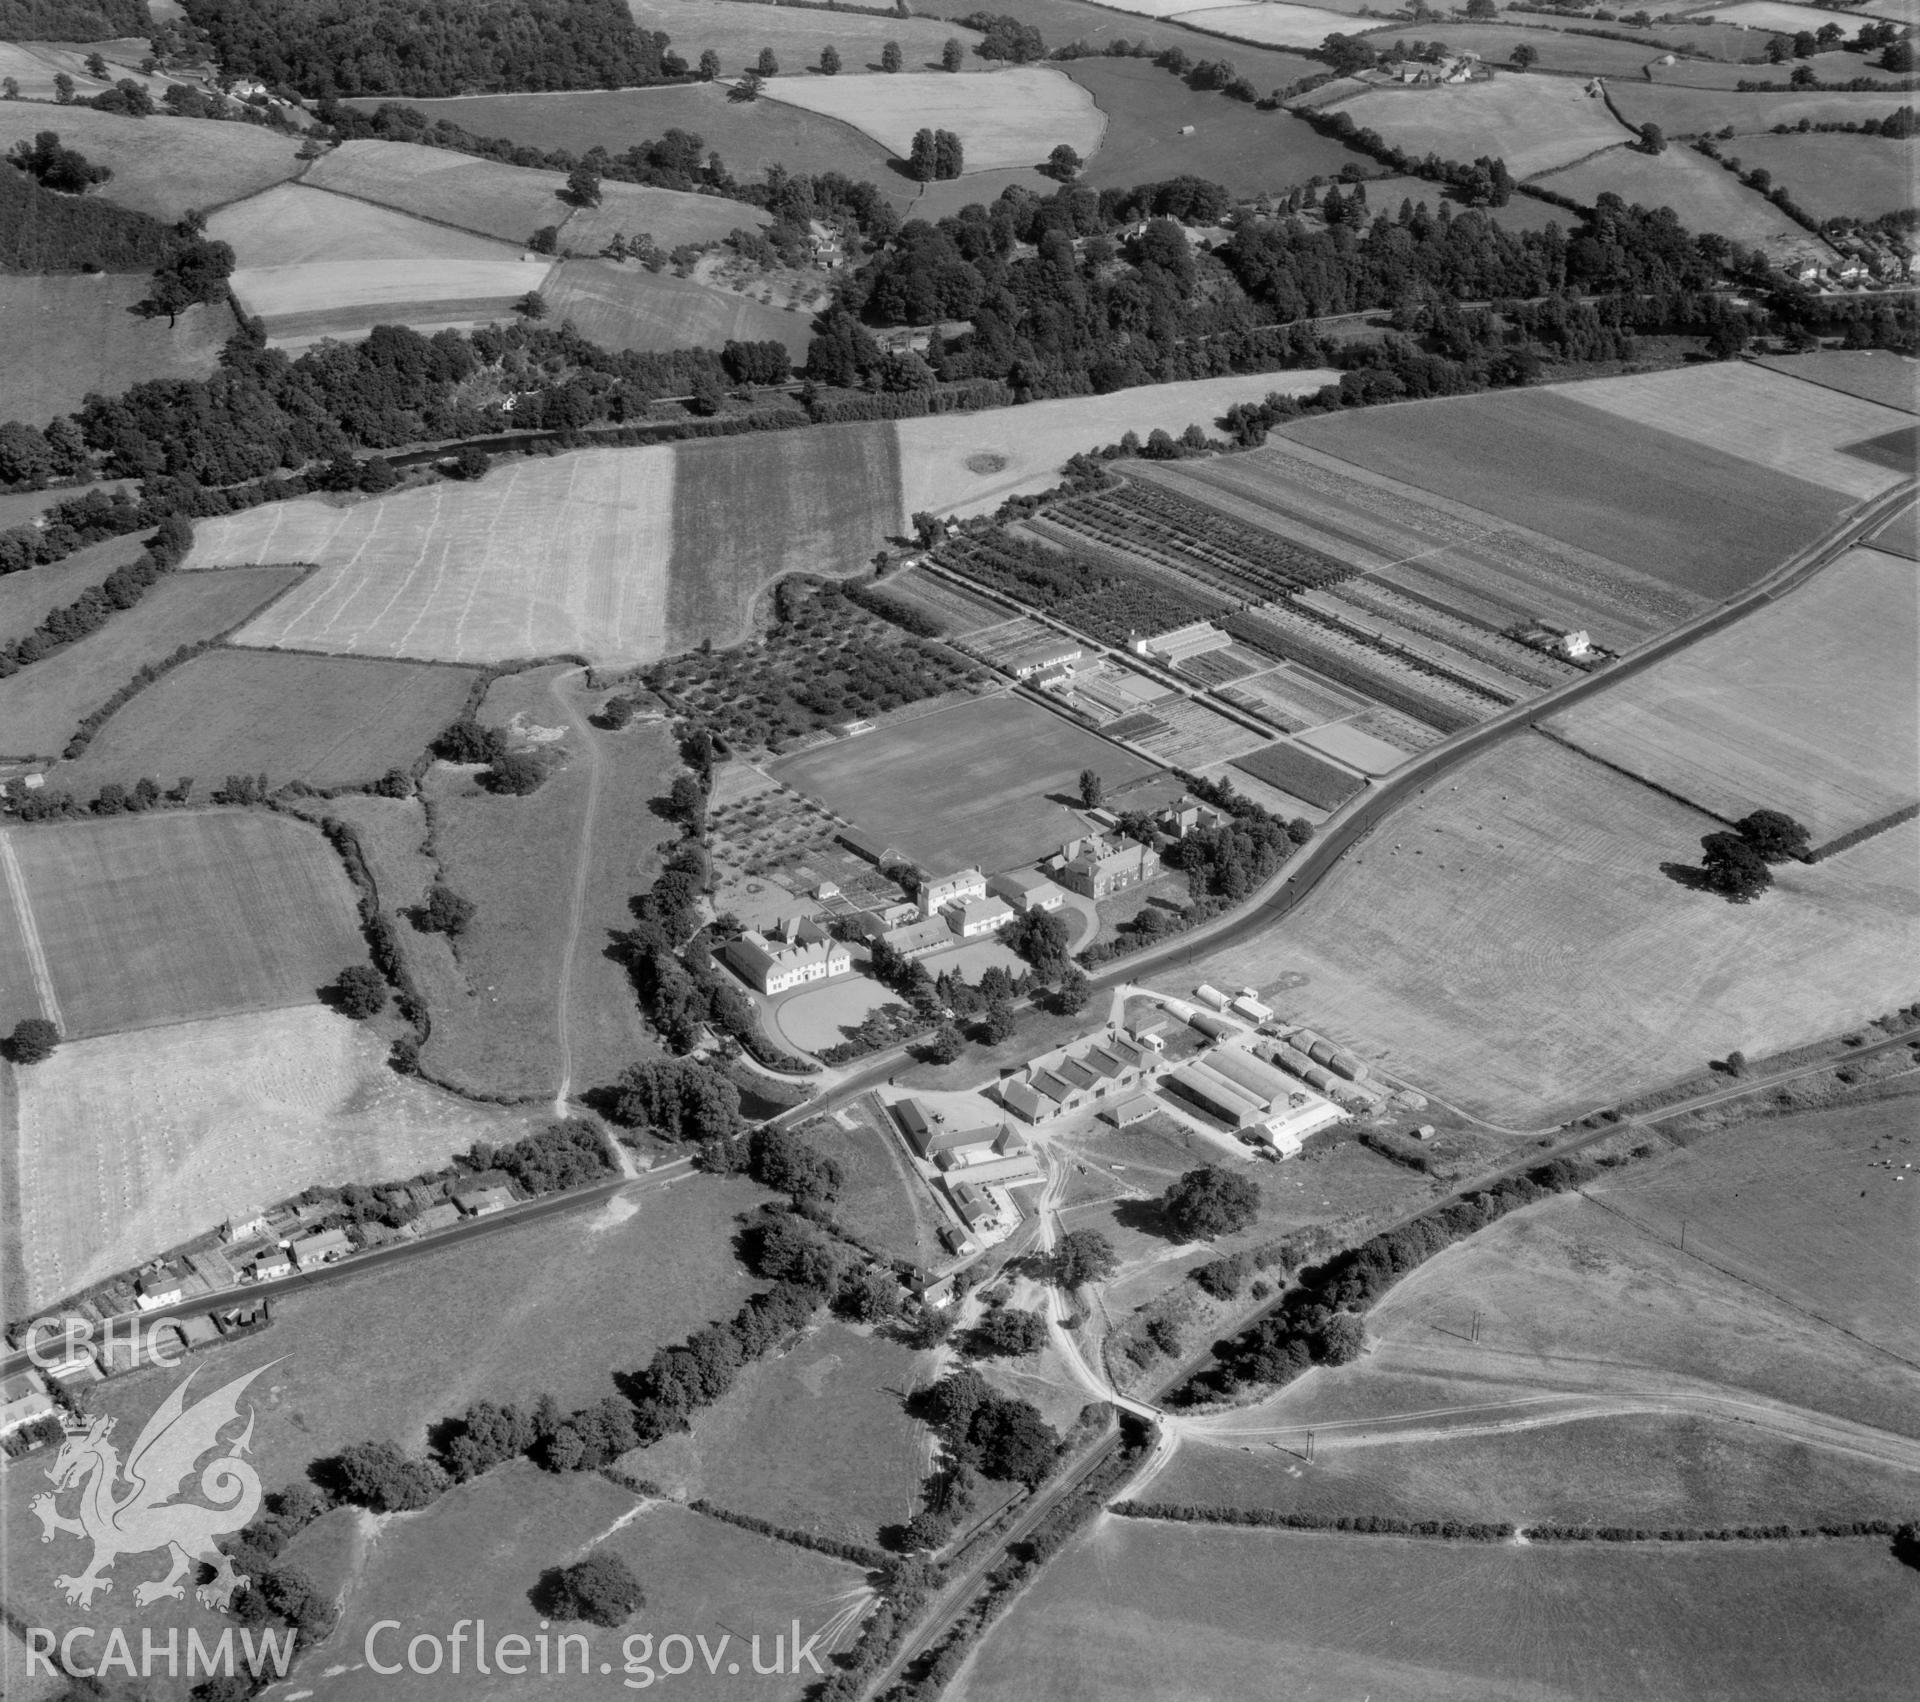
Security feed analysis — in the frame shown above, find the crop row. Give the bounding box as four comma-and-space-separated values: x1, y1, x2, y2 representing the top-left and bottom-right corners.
937, 532, 1228, 647
1332, 579, 1584, 691
1292, 589, 1534, 704
1226, 606, 1493, 735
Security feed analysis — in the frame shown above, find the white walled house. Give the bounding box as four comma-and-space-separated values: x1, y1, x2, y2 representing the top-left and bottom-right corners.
725, 918, 853, 995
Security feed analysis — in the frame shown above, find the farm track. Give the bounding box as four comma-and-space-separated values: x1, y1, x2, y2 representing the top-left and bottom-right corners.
0, 832, 63, 1033
546, 668, 602, 1114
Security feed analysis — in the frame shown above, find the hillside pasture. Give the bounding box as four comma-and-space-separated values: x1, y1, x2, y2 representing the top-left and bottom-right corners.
0, 105, 304, 221
0, 274, 234, 423
198, 451, 677, 665
541, 257, 812, 356
1280, 386, 1853, 599
1169, 2, 1399, 46
1330, 76, 1631, 179
1563, 361, 1918, 501
949, 1516, 1920, 1702
301, 138, 768, 250
760, 65, 1106, 172
627, 0, 985, 71
1605, 81, 1918, 136
897, 370, 1339, 520
1534, 142, 1810, 254
0, 808, 367, 1038
1753, 349, 1920, 414
1163, 734, 1920, 1124
7, 1005, 519, 1309
206, 182, 526, 268
56, 648, 478, 792
1384, 23, 1673, 74
229, 257, 555, 348
0, 531, 147, 640
1700, 0, 1867, 29
1542, 546, 1917, 847
0, 564, 305, 759
1064, 57, 1363, 194
773, 691, 1158, 874
1721, 133, 1919, 223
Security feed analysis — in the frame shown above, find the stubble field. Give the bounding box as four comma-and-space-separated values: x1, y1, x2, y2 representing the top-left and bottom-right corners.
1543, 546, 1918, 847
1167, 734, 1920, 1124
54, 648, 479, 792
0, 809, 367, 1039
949, 1515, 1920, 1702
6, 1004, 521, 1310
0, 275, 234, 422
0, 564, 305, 758
1329, 75, 1631, 178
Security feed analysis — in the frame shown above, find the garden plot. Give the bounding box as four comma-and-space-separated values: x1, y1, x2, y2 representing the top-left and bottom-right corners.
1217, 660, 1371, 733
897, 371, 1338, 520
1543, 546, 1918, 848
1296, 719, 1408, 776
760, 65, 1105, 173
1536, 143, 1813, 256
1169, 733, 1920, 1124
302, 138, 768, 249
229, 257, 554, 348
1331, 76, 1631, 179
1563, 361, 1918, 502
1119, 696, 1268, 768
1232, 738, 1366, 810
207, 183, 526, 268
9, 1005, 515, 1310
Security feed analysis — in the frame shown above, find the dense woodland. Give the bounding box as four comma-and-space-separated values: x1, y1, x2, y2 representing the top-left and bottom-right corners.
179, 0, 675, 97
0, 0, 147, 38
0, 165, 180, 272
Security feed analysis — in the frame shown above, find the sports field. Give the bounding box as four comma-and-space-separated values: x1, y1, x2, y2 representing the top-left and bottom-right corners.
762, 65, 1106, 172
1536, 143, 1809, 254
56, 648, 479, 792
0, 564, 305, 759
1166, 734, 1920, 1123
302, 139, 768, 250
206, 182, 526, 268
1563, 362, 1916, 502
1753, 349, 1920, 414
1543, 547, 1917, 846
1281, 387, 1854, 599
1064, 57, 1358, 194
0, 274, 234, 423
1720, 133, 1919, 222
773, 692, 1158, 874
1331, 76, 1631, 179
0, 809, 367, 1039
897, 371, 1339, 520
950, 1516, 1920, 1702
0, 105, 303, 222
541, 258, 811, 356
199, 450, 677, 664
7, 1005, 516, 1309
628, 0, 985, 71
229, 256, 554, 347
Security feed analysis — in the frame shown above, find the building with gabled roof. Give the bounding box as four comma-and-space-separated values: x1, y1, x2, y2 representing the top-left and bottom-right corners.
1047, 833, 1156, 899
988, 868, 1069, 912
724, 916, 853, 995
920, 868, 987, 917
946, 894, 1015, 939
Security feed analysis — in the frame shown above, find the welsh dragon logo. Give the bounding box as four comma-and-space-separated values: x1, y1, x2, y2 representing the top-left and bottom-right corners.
31, 1365, 272, 1612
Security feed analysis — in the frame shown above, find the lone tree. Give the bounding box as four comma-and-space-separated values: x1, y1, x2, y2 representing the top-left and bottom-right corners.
516, 289, 548, 319
1162, 1164, 1261, 1241
881, 39, 903, 72
565, 164, 601, 207
541, 1555, 644, 1628
484, 751, 546, 795
1048, 1228, 1117, 1288
1045, 142, 1082, 182
415, 883, 476, 937
5, 1017, 59, 1065
698, 47, 721, 79
1077, 767, 1104, 808
922, 1022, 966, 1064
755, 45, 779, 76
1737, 809, 1810, 864
330, 965, 387, 1020
969, 1306, 1047, 1358
734, 66, 764, 99
942, 36, 965, 71
1638, 122, 1666, 155
819, 44, 841, 74
1700, 830, 1772, 902
1510, 42, 1537, 68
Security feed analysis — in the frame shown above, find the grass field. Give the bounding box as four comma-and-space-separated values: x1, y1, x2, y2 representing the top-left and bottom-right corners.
6, 1004, 521, 1309
1164, 734, 1920, 1124
778, 973, 903, 1052
1281, 386, 1854, 600
1606, 81, 1918, 136
773, 692, 1157, 874
541, 257, 812, 356
1872, 497, 1919, 559
0, 531, 147, 640
352, 82, 901, 204
1564, 362, 1917, 501
302, 138, 768, 250
632, 1319, 929, 1546
1296, 718, 1408, 775
55, 648, 479, 792
1700, 0, 1864, 28
1544, 547, 1917, 846
0, 564, 305, 759
805, 1100, 950, 1268
228, 257, 554, 347
1535, 143, 1811, 254
629, 0, 986, 72
0, 275, 233, 423
206, 182, 526, 268
0, 809, 367, 1039
761, 65, 1104, 172
294, 1467, 866, 1702
1753, 349, 1918, 415
1719, 133, 1919, 222
0, 106, 304, 221
1389, 23, 1672, 74
1330, 75, 1631, 179
896, 371, 1339, 520
950, 1515, 1920, 1701
201, 429, 900, 665
1063, 57, 1358, 194
1169, 1, 1392, 46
